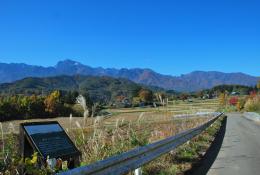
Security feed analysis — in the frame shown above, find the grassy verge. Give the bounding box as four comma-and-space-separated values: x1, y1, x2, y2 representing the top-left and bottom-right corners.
142, 115, 224, 175
1, 116, 212, 174
0, 113, 223, 175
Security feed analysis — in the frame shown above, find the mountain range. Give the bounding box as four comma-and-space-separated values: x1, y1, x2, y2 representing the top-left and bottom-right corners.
0, 59, 258, 92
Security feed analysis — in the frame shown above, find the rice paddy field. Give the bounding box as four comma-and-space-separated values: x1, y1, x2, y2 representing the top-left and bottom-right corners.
0, 98, 219, 133
0, 98, 221, 174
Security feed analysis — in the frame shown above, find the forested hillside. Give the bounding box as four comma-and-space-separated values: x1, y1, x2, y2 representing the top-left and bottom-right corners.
0, 75, 143, 103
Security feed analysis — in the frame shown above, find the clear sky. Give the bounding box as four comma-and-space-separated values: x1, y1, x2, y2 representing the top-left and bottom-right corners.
0, 0, 259, 76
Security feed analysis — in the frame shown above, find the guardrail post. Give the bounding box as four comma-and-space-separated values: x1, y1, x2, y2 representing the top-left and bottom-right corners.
134, 168, 142, 175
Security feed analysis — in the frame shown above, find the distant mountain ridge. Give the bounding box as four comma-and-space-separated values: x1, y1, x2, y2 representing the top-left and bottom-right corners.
0, 59, 258, 91
0, 75, 143, 102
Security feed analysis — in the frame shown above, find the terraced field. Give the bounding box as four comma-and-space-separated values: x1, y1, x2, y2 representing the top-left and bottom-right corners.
0, 98, 219, 134
102, 99, 218, 126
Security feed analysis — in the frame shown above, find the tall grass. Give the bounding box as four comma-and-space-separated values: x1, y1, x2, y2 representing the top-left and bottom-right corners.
76, 95, 89, 127
0, 112, 212, 174
0, 97, 219, 174
65, 113, 210, 167
0, 122, 4, 160
244, 95, 260, 112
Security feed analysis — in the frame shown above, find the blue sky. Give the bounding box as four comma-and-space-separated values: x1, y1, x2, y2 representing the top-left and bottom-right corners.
0, 0, 259, 76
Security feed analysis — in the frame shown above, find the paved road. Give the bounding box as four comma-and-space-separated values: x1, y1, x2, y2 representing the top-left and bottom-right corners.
208, 113, 260, 175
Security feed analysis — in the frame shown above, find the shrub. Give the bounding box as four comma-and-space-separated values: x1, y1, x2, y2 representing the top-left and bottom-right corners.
235, 97, 246, 111
244, 95, 260, 112
219, 92, 228, 106
249, 91, 257, 98
229, 96, 238, 106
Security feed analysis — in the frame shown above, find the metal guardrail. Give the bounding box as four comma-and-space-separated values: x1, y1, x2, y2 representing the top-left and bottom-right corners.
57, 112, 223, 175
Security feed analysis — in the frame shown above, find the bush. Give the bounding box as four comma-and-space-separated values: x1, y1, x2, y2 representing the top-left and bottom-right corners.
218, 105, 237, 112
229, 96, 238, 106
236, 97, 246, 111
244, 95, 260, 112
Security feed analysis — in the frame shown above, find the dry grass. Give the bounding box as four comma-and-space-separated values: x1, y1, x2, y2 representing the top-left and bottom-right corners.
0, 98, 220, 174
65, 115, 211, 166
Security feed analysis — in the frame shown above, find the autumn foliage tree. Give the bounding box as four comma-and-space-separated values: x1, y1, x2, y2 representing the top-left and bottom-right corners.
196, 91, 204, 98
44, 90, 61, 116
257, 80, 260, 92
236, 97, 246, 111
249, 91, 257, 99
138, 89, 153, 103
0, 91, 78, 121
180, 93, 189, 101
229, 96, 238, 106
0, 95, 45, 120
219, 92, 228, 106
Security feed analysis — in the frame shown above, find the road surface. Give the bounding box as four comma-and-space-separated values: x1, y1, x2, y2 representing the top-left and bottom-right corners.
208, 113, 260, 175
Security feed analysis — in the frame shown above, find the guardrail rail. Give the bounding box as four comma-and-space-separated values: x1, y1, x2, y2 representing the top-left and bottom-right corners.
57, 112, 223, 175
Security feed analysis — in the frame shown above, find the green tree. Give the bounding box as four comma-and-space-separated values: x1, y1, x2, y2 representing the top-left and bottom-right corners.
0, 98, 20, 120
61, 90, 79, 104
28, 95, 46, 117
132, 97, 141, 107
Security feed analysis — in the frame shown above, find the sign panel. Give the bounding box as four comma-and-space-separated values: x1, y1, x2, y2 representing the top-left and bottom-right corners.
21, 121, 80, 159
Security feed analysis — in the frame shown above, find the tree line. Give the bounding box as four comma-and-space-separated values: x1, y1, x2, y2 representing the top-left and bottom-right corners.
0, 90, 87, 122
0, 88, 158, 122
